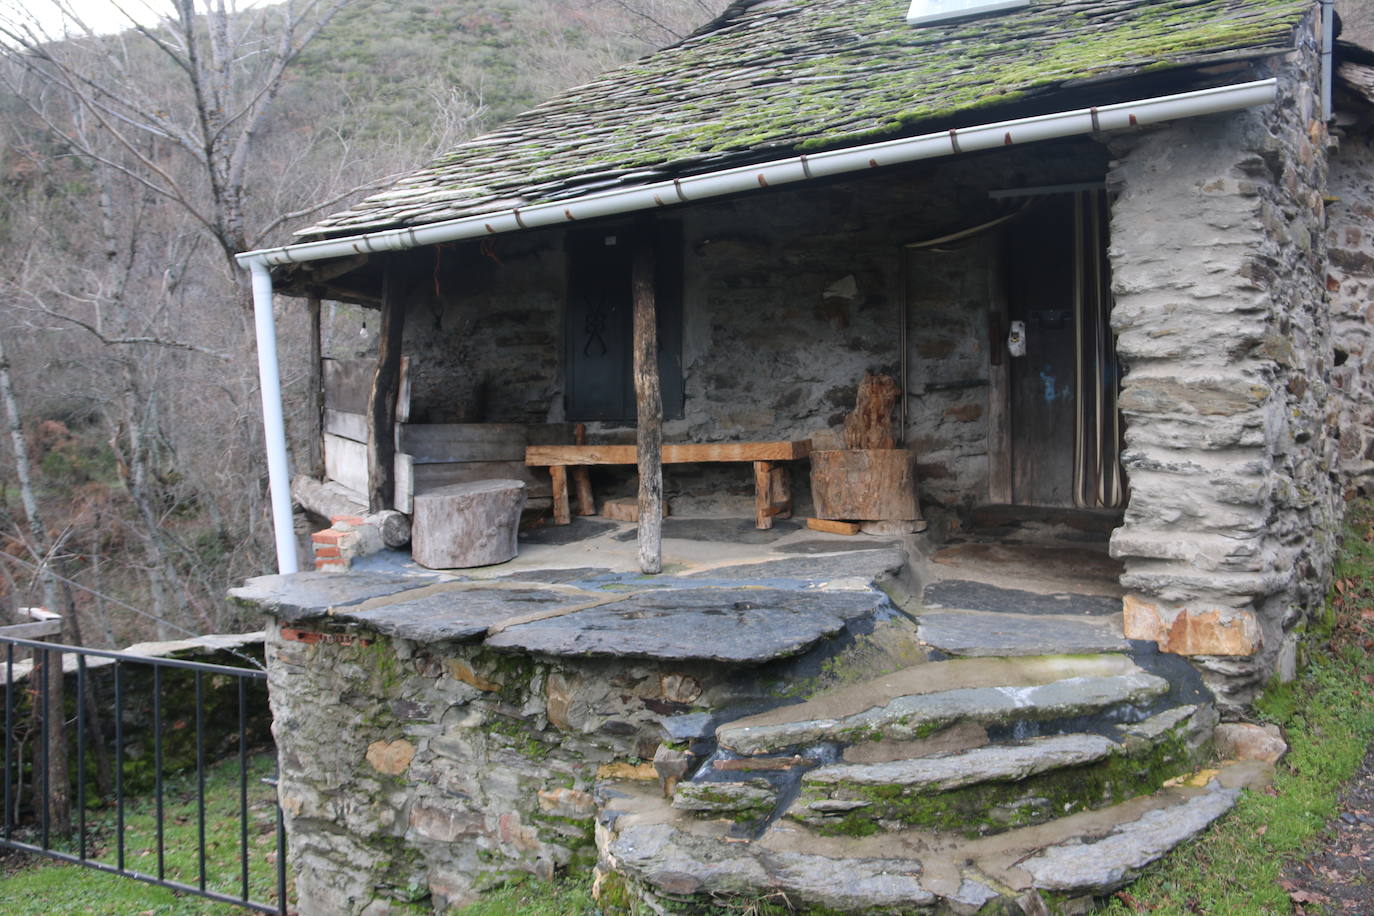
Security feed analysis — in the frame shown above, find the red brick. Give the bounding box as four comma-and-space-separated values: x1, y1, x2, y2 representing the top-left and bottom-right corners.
315, 557, 348, 570
311, 529, 348, 545
330, 515, 367, 526
312, 546, 341, 559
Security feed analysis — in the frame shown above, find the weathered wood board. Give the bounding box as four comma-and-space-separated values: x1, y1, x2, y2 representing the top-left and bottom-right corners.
325, 409, 368, 444
526, 440, 811, 466
323, 358, 373, 414
324, 433, 368, 498
398, 423, 574, 464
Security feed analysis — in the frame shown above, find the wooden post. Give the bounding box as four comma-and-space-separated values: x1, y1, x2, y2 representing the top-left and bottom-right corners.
305, 294, 324, 479
632, 231, 663, 574
571, 423, 595, 516
367, 265, 407, 513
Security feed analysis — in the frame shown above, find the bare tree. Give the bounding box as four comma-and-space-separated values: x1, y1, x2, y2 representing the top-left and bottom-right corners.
0, 331, 69, 833
0, 0, 354, 278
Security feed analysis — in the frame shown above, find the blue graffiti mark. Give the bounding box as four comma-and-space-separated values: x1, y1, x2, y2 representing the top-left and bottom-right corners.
1039, 365, 1073, 402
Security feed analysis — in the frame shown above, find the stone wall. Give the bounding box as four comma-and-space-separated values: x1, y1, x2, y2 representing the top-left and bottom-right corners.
266, 620, 825, 913
1108, 21, 1343, 707
1327, 123, 1374, 492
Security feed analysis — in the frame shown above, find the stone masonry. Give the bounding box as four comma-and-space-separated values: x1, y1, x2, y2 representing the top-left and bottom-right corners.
1108, 18, 1343, 707
1327, 117, 1374, 493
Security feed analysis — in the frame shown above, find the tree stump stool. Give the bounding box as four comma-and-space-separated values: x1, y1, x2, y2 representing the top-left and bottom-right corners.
411, 479, 526, 569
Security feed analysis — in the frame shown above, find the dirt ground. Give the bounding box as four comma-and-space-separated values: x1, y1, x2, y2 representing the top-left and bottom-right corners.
1282, 742, 1374, 914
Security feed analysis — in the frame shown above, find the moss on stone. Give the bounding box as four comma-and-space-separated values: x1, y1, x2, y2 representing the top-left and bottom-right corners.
800, 722, 1206, 838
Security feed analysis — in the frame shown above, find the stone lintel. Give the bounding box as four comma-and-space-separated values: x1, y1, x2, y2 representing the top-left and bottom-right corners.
1122, 594, 1262, 656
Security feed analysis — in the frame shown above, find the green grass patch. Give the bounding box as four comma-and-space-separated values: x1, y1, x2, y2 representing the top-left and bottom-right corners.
0, 751, 284, 914
1101, 500, 1374, 914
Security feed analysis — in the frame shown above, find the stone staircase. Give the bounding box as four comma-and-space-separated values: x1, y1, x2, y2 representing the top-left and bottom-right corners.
596, 651, 1256, 913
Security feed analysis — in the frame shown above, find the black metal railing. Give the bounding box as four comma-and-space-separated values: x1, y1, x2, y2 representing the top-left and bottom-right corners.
0, 635, 285, 914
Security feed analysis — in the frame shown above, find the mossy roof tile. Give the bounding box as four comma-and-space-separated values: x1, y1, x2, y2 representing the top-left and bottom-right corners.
297, 0, 1308, 239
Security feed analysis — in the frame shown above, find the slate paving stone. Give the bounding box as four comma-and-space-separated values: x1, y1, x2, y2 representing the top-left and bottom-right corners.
802, 733, 1118, 793
776, 539, 899, 555
519, 518, 617, 545
916, 609, 1128, 657
228, 570, 437, 623
611, 517, 801, 544
486, 587, 886, 662
332, 586, 596, 642
696, 548, 907, 582
1020, 784, 1242, 892
495, 567, 614, 584
922, 580, 1121, 616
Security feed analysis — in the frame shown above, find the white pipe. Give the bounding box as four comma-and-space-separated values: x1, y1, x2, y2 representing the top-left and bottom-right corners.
249, 260, 300, 575
236, 78, 1278, 270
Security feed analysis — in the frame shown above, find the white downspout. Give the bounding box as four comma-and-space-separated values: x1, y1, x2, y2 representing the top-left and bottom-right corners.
248, 258, 300, 574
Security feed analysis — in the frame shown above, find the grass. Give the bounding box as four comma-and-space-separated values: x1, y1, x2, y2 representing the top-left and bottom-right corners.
0, 750, 284, 915
1101, 499, 1374, 915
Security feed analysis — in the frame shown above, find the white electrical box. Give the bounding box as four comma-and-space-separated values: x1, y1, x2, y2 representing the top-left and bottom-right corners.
906, 0, 1029, 26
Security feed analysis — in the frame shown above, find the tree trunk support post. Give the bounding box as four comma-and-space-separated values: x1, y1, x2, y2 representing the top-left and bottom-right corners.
368, 263, 408, 514
632, 230, 663, 575
305, 294, 325, 480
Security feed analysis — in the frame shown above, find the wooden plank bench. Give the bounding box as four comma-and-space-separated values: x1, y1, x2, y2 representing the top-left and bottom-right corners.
525, 440, 812, 529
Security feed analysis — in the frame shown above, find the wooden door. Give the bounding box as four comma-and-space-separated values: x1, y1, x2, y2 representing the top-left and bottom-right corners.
1005, 196, 1078, 507
1001, 191, 1123, 509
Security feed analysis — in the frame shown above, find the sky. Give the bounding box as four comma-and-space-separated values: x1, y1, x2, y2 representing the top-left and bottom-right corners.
0, 1, 269, 40
1, 0, 158, 38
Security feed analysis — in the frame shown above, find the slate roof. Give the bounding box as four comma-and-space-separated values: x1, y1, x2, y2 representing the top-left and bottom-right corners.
297, 0, 1309, 240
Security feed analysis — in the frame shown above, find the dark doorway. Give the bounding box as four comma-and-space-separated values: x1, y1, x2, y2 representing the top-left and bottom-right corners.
564, 223, 684, 422
1003, 190, 1122, 508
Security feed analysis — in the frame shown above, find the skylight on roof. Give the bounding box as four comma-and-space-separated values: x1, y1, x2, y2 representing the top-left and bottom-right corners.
906, 0, 1029, 26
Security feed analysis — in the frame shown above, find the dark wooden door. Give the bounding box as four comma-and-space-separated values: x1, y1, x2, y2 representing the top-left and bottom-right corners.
565, 224, 683, 422
1005, 196, 1078, 507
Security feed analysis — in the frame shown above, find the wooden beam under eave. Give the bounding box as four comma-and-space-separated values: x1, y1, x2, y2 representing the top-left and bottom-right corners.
367, 264, 408, 513
632, 231, 663, 575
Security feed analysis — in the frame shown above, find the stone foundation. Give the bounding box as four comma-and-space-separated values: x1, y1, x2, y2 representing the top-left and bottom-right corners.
1328, 122, 1374, 493
1107, 24, 1344, 707
257, 575, 914, 913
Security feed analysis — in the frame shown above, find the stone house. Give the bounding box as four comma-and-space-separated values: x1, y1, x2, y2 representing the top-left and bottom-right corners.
231, 0, 1374, 912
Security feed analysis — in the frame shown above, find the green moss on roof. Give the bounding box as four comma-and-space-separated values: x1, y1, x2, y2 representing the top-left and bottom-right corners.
299, 0, 1309, 238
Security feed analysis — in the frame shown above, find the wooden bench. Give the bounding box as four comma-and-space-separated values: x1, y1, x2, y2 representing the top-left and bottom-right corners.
525, 440, 811, 529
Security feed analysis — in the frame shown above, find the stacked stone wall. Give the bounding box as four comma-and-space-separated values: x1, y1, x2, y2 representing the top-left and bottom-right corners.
1327, 124, 1374, 492
1108, 20, 1343, 707
267, 621, 770, 913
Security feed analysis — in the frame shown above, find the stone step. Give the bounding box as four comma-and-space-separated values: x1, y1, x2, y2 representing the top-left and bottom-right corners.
598, 762, 1253, 914
916, 608, 1128, 657
789, 703, 1215, 837
715, 653, 1169, 756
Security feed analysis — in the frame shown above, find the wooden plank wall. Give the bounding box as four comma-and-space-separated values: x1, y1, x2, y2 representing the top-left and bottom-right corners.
393, 422, 573, 513
323, 356, 573, 514
322, 357, 374, 500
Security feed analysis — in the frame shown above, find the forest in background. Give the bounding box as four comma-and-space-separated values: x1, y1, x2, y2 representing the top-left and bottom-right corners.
0, 0, 722, 647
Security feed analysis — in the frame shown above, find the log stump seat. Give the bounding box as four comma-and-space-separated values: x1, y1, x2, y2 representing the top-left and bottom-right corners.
411, 479, 527, 569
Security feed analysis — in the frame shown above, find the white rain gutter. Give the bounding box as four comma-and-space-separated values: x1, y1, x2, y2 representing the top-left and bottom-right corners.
236, 77, 1277, 574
